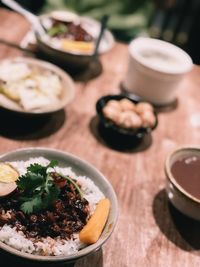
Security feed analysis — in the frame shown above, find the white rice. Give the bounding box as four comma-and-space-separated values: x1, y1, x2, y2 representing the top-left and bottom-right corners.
0, 157, 104, 256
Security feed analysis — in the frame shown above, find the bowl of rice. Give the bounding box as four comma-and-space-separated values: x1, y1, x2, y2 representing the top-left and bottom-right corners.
0, 147, 118, 263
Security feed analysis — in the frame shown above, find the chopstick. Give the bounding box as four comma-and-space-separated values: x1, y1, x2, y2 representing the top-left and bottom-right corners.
93, 15, 109, 57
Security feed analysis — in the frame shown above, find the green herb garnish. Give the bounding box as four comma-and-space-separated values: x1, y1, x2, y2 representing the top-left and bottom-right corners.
17, 160, 59, 214
16, 160, 83, 214
47, 23, 68, 37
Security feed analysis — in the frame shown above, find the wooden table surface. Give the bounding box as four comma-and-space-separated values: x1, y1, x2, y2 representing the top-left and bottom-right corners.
1, 8, 200, 267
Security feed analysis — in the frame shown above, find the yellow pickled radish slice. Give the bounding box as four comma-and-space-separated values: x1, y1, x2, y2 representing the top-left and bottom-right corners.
0, 163, 19, 183
61, 39, 94, 53
0, 181, 17, 197
79, 198, 110, 244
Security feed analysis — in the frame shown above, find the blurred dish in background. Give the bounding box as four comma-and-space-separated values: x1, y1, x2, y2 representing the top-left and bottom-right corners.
42, 11, 95, 55
0, 57, 75, 115
21, 10, 115, 68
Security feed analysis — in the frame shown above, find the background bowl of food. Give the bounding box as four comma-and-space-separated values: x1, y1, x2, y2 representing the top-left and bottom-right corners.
165, 146, 200, 221
0, 57, 75, 115
96, 94, 158, 148
0, 147, 118, 263
21, 10, 115, 69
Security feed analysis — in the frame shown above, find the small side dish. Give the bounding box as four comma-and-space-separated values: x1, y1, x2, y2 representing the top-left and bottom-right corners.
0, 58, 75, 114
102, 98, 156, 130
0, 157, 109, 256
0, 61, 62, 111
96, 95, 158, 149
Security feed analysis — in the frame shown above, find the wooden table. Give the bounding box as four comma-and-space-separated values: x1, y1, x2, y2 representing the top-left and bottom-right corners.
1, 8, 200, 267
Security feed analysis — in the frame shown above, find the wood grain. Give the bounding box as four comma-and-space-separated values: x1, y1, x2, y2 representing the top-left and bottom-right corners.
1, 8, 200, 267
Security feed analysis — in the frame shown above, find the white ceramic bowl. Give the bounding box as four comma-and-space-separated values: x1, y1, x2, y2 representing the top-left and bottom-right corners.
0, 57, 75, 115
165, 146, 200, 220
124, 37, 193, 105
0, 147, 118, 263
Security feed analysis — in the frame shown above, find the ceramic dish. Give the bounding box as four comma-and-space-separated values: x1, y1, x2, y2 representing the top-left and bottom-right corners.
123, 37, 193, 105
0, 57, 75, 115
96, 94, 158, 148
0, 147, 118, 262
21, 10, 115, 69
96, 95, 158, 143
165, 146, 200, 220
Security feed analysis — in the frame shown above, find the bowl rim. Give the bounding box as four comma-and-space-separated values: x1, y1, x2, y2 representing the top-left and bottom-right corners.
165, 145, 200, 204
0, 57, 75, 115
129, 37, 193, 75
37, 10, 115, 57
0, 147, 118, 262
96, 94, 158, 137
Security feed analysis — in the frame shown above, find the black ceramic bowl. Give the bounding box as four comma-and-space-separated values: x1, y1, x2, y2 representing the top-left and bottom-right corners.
96, 94, 158, 148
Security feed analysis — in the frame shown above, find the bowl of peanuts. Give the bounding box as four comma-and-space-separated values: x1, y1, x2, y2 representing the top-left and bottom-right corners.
96, 94, 158, 147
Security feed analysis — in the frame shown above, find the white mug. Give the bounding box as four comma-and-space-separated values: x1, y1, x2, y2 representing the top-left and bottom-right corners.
123, 37, 193, 105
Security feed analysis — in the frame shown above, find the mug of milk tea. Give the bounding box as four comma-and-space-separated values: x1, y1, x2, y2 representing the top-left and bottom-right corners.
123, 37, 193, 105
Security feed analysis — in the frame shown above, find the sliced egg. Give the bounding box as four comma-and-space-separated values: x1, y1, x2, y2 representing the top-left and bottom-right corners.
0, 163, 19, 183
61, 39, 94, 54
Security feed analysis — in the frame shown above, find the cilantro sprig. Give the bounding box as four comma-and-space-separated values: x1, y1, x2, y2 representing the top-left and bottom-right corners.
16, 160, 83, 214
16, 160, 59, 214
47, 23, 68, 37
